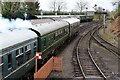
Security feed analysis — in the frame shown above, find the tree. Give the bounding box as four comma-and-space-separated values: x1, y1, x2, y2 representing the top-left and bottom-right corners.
1, 0, 40, 19
75, 0, 88, 12
1, 2, 22, 19
25, 0, 40, 19
111, 0, 120, 17
49, 0, 57, 12
25, 0, 40, 15
57, 0, 66, 12
49, 0, 66, 13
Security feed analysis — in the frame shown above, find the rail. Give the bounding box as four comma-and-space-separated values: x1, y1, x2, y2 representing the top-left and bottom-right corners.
88, 26, 107, 79
92, 28, 120, 58
76, 25, 107, 79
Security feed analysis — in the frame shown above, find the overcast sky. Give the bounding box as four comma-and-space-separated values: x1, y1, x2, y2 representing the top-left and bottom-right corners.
39, 0, 114, 11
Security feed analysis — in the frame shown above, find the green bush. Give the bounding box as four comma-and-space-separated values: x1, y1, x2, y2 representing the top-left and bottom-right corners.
42, 11, 84, 15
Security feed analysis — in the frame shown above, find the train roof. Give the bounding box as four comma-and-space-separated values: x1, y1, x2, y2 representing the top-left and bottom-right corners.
30, 19, 54, 25
31, 20, 69, 36
0, 29, 37, 50
36, 15, 72, 19
62, 18, 80, 24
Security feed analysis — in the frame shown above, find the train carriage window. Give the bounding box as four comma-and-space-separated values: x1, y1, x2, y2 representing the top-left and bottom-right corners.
16, 48, 24, 57
25, 45, 31, 52
59, 30, 62, 36
34, 42, 37, 54
51, 36, 54, 42
65, 28, 69, 33
25, 50, 31, 61
64, 28, 66, 33
48, 38, 50, 45
8, 54, 12, 69
20, 48, 24, 53
58, 31, 61, 35
55, 32, 58, 37
34, 42, 37, 47
16, 48, 24, 67
25, 44, 32, 61
60, 30, 62, 34
67, 28, 69, 32
16, 55, 23, 67
43, 38, 46, 47
25, 46, 27, 51
34, 47, 37, 54
16, 49, 19, 56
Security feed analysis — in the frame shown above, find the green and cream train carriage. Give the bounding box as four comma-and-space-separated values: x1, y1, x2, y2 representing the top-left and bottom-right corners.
30, 20, 70, 59
62, 18, 80, 37
0, 17, 80, 79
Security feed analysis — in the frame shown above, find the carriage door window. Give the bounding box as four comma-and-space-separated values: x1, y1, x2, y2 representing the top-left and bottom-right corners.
34, 42, 37, 54
16, 48, 24, 67
25, 44, 31, 61
8, 54, 12, 69
43, 38, 46, 48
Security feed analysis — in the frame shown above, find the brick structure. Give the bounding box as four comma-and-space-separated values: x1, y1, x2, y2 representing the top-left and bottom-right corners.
34, 57, 62, 80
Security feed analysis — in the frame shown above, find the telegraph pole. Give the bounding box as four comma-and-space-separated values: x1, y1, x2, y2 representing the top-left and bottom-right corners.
103, 8, 106, 33
86, 7, 88, 16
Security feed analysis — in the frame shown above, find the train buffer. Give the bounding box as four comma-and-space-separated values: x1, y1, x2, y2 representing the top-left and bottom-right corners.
34, 57, 62, 80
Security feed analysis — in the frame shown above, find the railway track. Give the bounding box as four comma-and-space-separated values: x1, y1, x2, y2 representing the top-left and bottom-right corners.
72, 22, 97, 78
72, 21, 101, 78
92, 27, 119, 58
75, 25, 107, 79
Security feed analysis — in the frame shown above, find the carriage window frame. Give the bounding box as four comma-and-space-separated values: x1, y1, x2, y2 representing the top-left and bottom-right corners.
25, 50, 31, 61
60, 30, 63, 34
55, 32, 58, 37
20, 48, 24, 53
34, 42, 37, 54
34, 47, 37, 55
65, 28, 69, 33
15, 47, 24, 67
16, 49, 19, 56
48, 37, 51, 45
16, 48, 24, 58
16, 54, 24, 67
51, 36, 54, 42
25, 44, 31, 52
64, 28, 67, 33
43, 38, 46, 47
58, 30, 61, 35
8, 53, 12, 69
67, 28, 69, 32
34, 42, 37, 48
25, 43, 32, 61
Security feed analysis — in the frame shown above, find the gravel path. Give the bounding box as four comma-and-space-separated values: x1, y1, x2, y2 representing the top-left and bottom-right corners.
90, 41, 119, 78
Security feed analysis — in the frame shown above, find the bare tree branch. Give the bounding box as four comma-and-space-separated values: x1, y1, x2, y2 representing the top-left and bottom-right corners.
49, 0, 57, 12
49, 0, 67, 12
75, 0, 88, 12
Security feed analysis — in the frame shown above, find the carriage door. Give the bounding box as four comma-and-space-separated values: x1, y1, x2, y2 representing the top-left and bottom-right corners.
3, 52, 13, 77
